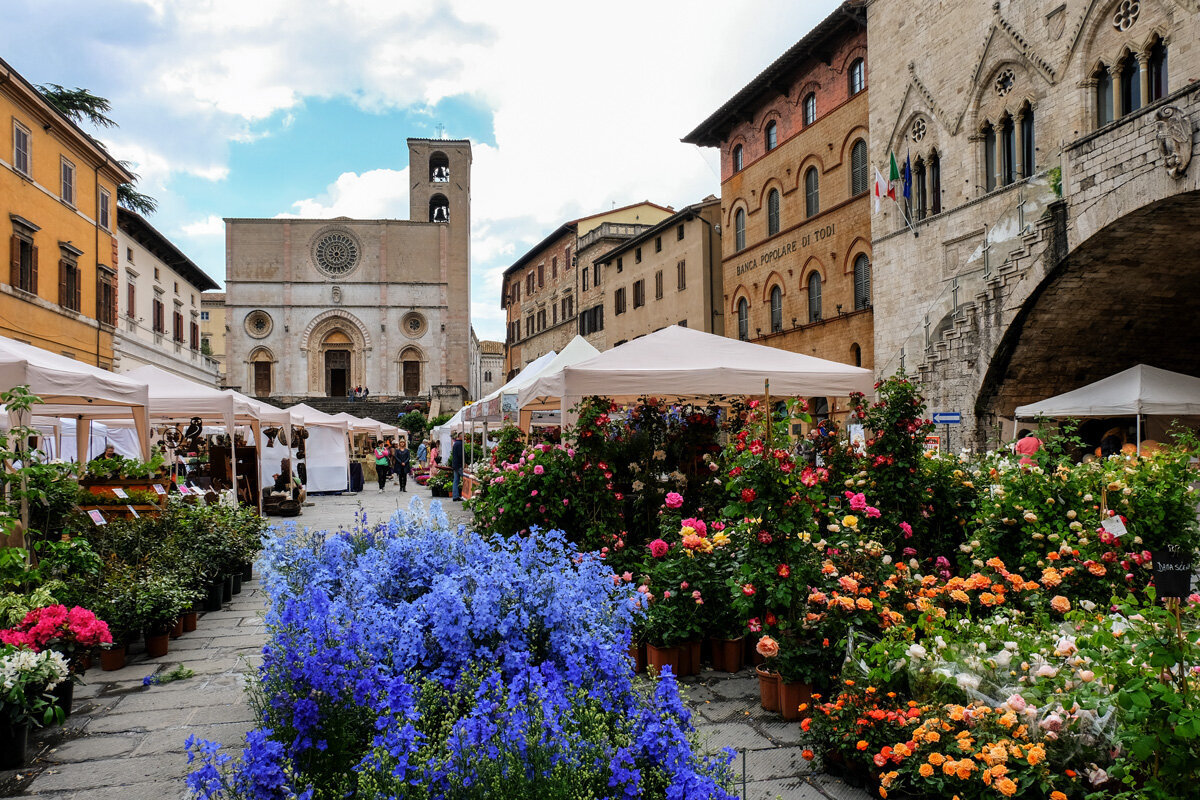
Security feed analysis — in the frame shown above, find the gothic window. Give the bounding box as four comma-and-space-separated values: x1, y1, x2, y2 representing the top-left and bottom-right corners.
848, 58, 865, 96
999, 115, 1016, 187
807, 271, 822, 322
850, 139, 868, 195
853, 254, 871, 310
737, 298, 749, 341
765, 121, 778, 151
313, 229, 361, 277
770, 285, 783, 332
1019, 105, 1035, 179
767, 189, 780, 236
732, 144, 744, 172
982, 123, 997, 192
914, 157, 927, 221
429, 152, 450, 182
804, 167, 819, 217
851, 342, 862, 367
802, 93, 816, 126
1119, 54, 1141, 115
429, 194, 450, 223
1148, 39, 1168, 102
1096, 65, 1115, 127
734, 208, 746, 252
929, 150, 942, 215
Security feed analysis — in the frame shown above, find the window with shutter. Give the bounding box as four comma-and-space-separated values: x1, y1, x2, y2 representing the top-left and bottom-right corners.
655, 271, 663, 300
853, 254, 871, 310
677, 260, 686, 290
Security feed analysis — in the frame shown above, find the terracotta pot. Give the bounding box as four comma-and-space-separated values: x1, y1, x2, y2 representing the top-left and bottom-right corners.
0, 721, 30, 769
170, 617, 185, 639
628, 642, 646, 674
646, 643, 681, 676
100, 645, 126, 671
756, 665, 780, 712
145, 632, 169, 658
711, 637, 744, 673
779, 680, 813, 720
182, 611, 198, 632
678, 640, 701, 676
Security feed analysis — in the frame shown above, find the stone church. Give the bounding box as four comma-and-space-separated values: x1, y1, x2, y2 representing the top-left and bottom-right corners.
866, 0, 1199, 449
224, 139, 474, 409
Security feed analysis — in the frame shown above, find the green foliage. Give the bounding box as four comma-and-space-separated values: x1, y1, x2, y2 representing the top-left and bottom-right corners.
490, 424, 525, 466
36, 84, 117, 128
398, 410, 429, 445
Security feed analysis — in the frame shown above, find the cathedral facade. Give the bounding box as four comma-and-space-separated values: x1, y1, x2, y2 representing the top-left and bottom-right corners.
224, 139, 473, 407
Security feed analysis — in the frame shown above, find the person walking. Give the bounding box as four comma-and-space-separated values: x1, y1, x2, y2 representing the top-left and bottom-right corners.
391, 440, 410, 491
417, 439, 428, 470
373, 441, 391, 491
450, 430, 464, 501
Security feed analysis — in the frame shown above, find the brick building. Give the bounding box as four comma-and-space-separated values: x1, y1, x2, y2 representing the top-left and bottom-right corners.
866, 0, 1200, 449
501, 202, 673, 377
596, 197, 724, 346
683, 0, 874, 400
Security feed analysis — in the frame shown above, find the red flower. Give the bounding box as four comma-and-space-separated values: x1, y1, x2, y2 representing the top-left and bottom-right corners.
777, 564, 791, 578
742, 583, 756, 596
764, 612, 777, 626
741, 488, 757, 503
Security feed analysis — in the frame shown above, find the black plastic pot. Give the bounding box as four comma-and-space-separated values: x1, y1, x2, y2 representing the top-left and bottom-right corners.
222, 574, 234, 602
205, 581, 224, 612
232, 573, 242, 595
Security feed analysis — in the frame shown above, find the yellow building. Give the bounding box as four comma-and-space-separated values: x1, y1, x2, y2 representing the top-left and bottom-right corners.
200, 292, 227, 387
1, 56, 133, 367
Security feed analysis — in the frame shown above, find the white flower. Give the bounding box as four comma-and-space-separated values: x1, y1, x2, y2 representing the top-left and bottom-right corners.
906, 644, 927, 660
956, 673, 981, 692
992, 650, 1013, 668
1080, 600, 1097, 612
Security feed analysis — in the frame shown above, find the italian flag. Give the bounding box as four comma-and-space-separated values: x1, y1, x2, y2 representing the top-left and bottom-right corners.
872, 153, 900, 213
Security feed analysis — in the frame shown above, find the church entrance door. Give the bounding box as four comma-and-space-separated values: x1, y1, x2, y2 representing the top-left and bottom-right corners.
403, 360, 420, 397
325, 350, 350, 397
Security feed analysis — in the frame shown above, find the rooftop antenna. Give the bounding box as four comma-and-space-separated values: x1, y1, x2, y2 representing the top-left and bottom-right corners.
435, 123, 445, 139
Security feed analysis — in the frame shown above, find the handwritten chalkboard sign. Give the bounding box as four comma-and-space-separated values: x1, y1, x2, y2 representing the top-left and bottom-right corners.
1152, 545, 1194, 597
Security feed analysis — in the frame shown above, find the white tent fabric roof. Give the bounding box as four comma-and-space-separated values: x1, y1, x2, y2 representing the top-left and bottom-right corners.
517, 336, 601, 412
360, 416, 401, 437
331, 412, 382, 436
463, 349, 560, 423
0, 336, 151, 459
126, 365, 290, 427
1014, 365, 1200, 418
286, 403, 351, 431
517, 325, 875, 408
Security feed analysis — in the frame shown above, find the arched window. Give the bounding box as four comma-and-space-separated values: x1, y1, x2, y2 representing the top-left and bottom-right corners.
737, 298, 749, 341
429, 152, 450, 182
850, 139, 868, 195
767, 189, 780, 236
802, 93, 816, 126
849, 58, 865, 95
1119, 54, 1141, 116
735, 208, 746, 252
429, 194, 449, 222
765, 121, 778, 151
929, 150, 942, 215
853, 254, 871, 310
914, 157, 927, 220
1019, 104, 1035, 179
850, 343, 862, 367
982, 122, 997, 192
807, 271, 822, 322
804, 167, 820, 217
1148, 39, 1168, 102
770, 286, 783, 332
999, 115, 1015, 187
1096, 65, 1114, 127
732, 144, 744, 172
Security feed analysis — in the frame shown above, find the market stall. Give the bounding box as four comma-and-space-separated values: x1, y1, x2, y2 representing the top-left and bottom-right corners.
285, 403, 351, 492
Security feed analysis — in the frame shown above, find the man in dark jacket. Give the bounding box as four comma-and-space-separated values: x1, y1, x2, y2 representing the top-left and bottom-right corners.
391, 440, 411, 491
450, 431, 464, 501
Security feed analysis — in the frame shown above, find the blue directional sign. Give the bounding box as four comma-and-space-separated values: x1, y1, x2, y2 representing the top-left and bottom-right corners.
932, 412, 961, 425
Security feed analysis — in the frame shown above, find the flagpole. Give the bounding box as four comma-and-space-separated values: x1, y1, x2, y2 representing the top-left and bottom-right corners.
893, 197, 920, 238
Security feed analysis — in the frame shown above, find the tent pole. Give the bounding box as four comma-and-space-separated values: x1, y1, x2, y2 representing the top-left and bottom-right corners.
763, 379, 771, 453
1136, 414, 1141, 457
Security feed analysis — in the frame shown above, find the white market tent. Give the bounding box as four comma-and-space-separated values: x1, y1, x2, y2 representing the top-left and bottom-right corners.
517, 325, 876, 417
360, 416, 401, 438
513, 336, 601, 417
332, 412, 383, 437
286, 403, 351, 492
0, 336, 151, 461
1013, 364, 1200, 453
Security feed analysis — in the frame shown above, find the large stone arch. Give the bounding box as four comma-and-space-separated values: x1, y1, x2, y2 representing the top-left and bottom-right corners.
977, 189, 1200, 425
301, 311, 372, 396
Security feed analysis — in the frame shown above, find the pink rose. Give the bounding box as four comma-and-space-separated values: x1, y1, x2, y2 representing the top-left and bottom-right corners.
664, 492, 683, 509
756, 635, 780, 659
899, 521, 913, 538
534, 465, 544, 475
649, 539, 669, 558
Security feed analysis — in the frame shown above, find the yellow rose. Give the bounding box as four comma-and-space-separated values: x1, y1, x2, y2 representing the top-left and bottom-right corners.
842, 515, 859, 528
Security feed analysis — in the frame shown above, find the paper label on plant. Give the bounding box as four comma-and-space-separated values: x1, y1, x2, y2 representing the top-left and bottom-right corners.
127, 504, 140, 518
112, 487, 128, 499
1101, 516, 1127, 537
87, 509, 106, 525
177, 485, 190, 495
153, 483, 166, 495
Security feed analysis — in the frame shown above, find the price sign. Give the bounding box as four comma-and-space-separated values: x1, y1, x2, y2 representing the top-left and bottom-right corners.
1101, 516, 1128, 538
1152, 545, 1194, 598
177, 485, 190, 495
87, 509, 106, 526
112, 487, 129, 499
126, 505, 140, 519
152, 484, 166, 495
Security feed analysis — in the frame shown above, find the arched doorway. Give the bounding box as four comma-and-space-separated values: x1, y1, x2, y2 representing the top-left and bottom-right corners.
399, 346, 423, 397
248, 347, 275, 398
323, 330, 353, 397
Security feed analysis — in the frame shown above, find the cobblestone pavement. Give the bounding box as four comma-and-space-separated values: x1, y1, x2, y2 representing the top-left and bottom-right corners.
679, 669, 872, 800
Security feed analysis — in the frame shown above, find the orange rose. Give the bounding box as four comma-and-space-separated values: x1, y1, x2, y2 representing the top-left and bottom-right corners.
996, 777, 1018, 797
802, 749, 814, 761
927, 752, 945, 766
919, 763, 934, 778
1050, 595, 1071, 614
756, 635, 780, 659
857, 740, 869, 751
1050, 792, 1068, 800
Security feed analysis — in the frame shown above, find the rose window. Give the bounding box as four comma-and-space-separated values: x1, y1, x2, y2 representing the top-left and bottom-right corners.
1113, 1, 1140, 31
994, 69, 1015, 97
245, 310, 273, 339
911, 118, 927, 143
313, 231, 361, 276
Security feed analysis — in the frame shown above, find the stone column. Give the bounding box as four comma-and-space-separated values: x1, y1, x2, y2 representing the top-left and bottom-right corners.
1137, 53, 1150, 109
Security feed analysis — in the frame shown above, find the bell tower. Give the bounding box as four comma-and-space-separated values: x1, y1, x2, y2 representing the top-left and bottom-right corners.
407, 137, 472, 392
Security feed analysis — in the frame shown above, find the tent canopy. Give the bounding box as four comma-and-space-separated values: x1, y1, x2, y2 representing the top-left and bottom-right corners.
126, 365, 290, 427
463, 349, 560, 424
332, 412, 382, 436
517, 336, 601, 413
0, 336, 151, 459
517, 325, 875, 408
360, 416, 401, 438
286, 403, 351, 432
1014, 364, 1200, 418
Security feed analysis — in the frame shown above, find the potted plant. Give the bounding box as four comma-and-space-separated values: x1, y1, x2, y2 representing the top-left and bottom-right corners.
428, 470, 452, 498
0, 644, 69, 767
0, 604, 112, 717
755, 635, 782, 711
136, 574, 190, 658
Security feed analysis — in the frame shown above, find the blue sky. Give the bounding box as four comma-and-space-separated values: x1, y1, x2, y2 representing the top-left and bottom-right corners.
3, 0, 841, 341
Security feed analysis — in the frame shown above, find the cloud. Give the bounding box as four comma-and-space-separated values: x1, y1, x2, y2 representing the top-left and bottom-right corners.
180, 215, 225, 238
